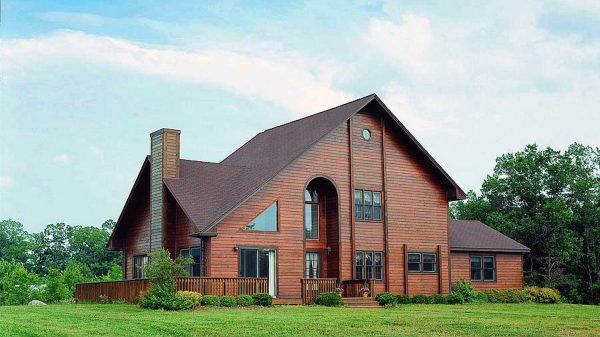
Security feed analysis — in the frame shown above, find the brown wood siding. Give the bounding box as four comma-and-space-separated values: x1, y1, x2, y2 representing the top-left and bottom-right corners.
384, 117, 451, 295
122, 175, 151, 280
450, 252, 524, 290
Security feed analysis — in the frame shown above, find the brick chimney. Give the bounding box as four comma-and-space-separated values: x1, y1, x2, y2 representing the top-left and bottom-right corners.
149, 128, 180, 252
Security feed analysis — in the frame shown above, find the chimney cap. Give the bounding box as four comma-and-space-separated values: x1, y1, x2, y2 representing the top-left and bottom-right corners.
150, 128, 181, 137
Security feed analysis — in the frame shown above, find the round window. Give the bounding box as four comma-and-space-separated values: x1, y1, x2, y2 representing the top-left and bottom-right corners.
362, 129, 371, 140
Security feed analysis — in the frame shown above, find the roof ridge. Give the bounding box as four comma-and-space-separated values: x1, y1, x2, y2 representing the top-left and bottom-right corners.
260, 93, 375, 133
219, 93, 375, 165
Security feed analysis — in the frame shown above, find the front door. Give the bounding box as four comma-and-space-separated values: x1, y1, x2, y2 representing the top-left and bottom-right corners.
240, 248, 277, 297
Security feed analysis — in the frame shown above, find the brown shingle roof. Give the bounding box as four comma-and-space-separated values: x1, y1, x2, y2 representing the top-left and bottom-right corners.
450, 220, 529, 253
164, 94, 466, 233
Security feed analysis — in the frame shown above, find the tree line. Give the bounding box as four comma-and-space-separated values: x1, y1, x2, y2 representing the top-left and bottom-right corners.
451, 143, 599, 304
0, 219, 122, 305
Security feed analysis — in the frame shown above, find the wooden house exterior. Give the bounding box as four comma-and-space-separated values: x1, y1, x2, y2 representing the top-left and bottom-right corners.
107, 94, 528, 300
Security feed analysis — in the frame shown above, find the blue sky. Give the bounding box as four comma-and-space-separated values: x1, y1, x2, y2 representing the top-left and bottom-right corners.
1, 0, 599, 232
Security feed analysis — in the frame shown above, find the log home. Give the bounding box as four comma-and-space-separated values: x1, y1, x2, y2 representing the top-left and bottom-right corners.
107, 94, 528, 300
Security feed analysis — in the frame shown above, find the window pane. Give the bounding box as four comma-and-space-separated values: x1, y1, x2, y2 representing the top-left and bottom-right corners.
133, 256, 141, 279
304, 204, 319, 239
258, 250, 269, 278
408, 253, 421, 272
422, 253, 436, 272
191, 247, 202, 277
180, 249, 191, 275
364, 191, 373, 220
483, 256, 494, 269
374, 252, 383, 280
354, 190, 363, 220
470, 256, 482, 281
373, 192, 382, 220
305, 252, 320, 279
240, 249, 257, 278
355, 251, 364, 279
483, 256, 495, 281
365, 252, 373, 279
244, 202, 277, 231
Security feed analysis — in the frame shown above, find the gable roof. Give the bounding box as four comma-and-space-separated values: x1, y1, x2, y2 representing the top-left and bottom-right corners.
163, 94, 465, 234
450, 220, 530, 253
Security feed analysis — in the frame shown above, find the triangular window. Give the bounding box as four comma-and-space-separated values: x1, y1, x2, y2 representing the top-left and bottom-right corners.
243, 202, 277, 231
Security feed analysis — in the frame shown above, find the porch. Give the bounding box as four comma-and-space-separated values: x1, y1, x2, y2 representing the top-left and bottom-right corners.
75, 277, 376, 305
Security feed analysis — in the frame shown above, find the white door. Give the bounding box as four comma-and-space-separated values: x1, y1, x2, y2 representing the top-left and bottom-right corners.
268, 250, 276, 297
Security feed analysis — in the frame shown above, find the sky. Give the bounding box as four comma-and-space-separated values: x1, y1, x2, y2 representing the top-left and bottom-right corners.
1, 1, 599, 232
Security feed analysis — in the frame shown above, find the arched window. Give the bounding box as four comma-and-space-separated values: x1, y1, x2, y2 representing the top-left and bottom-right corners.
304, 187, 319, 239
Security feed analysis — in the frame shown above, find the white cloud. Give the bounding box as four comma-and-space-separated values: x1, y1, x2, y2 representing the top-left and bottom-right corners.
361, 15, 433, 73
0, 31, 353, 115
53, 153, 72, 164
0, 176, 12, 187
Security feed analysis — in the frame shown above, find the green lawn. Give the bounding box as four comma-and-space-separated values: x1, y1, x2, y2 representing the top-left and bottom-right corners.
1, 304, 599, 337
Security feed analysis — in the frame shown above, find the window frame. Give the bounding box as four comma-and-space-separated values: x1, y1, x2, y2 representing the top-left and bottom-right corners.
470, 255, 496, 282
304, 188, 320, 240
179, 246, 203, 277
355, 250, 384, 281
238, 247, 274, 279
133, 254, 148, 279
353, 189, 383, 222
243, 201, 279, 232
407, 252, 438, 274
373, 191, 382, 221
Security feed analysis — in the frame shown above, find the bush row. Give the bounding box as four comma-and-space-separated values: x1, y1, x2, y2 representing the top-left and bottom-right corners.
140, 292, 273, 310
374, 282, 561, 306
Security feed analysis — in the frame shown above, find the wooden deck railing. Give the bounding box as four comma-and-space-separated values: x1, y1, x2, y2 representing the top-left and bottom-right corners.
340, 279, 376, 297
300, 278, 337, 304
75, 277, 268, 303
175, 277, 268, 296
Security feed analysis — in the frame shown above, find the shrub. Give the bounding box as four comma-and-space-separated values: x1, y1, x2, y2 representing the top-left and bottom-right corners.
220, 295, 236, 307
63, 261, 93, 297
447, 292, 464, 304
375, 292, 397, 306
315, 292, 342, 307
472, 291, 489, 304
42, 269, 70, 303
524, 286, 561, 304
411, 294, 429, 304
236, 294, 254, 306
0, 259, 39, 306
452, 279, 476, 303
396, 294, 411, 304
253, 293, 273, 307
201, 295, 220, 307
429, 294, 448, 304
484, 289, 530, 303
138, 249, 193, 310
173, 291, 201, 310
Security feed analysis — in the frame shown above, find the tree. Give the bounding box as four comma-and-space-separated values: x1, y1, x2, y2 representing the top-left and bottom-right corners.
31, 223, 73, 274
452, 143, 600, 303
69, 225, 121, 276
0, 219, 33, 266
100, 263, 123, 281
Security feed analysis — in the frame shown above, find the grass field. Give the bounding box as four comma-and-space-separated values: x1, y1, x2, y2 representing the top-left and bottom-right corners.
1, 303, 599, 337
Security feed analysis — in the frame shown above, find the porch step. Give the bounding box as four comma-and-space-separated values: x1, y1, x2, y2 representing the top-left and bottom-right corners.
342, 297, 381, 308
